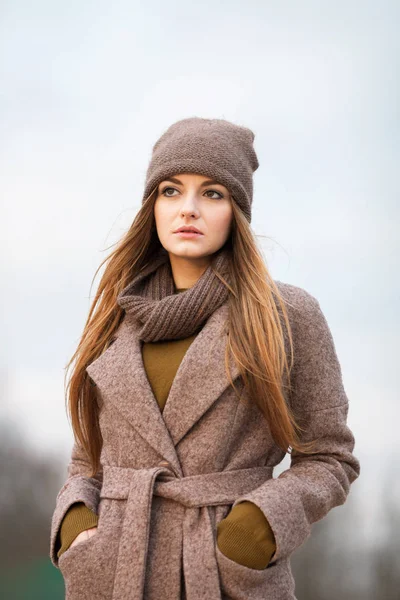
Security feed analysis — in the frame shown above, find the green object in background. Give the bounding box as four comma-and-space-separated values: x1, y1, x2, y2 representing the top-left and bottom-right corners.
0, 557, 64, 600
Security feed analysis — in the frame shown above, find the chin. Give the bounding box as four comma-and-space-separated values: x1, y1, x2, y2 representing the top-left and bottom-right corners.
168, 246, 213, 260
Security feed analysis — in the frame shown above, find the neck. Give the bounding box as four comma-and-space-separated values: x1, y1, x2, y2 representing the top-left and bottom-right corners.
168, 253, 211, 290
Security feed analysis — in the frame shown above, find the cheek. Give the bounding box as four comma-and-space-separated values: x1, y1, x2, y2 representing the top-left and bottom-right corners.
209, 208, 233, 236
154, 200, 174, 227
153, 199, 162, 222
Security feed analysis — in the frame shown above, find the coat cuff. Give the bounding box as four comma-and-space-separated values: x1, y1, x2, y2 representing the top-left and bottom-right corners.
49, 475, 102, 568
231, 475, 312, 563
230, 404, 360, 563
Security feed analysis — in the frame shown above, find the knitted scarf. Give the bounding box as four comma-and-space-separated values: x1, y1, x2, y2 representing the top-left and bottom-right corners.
116, 246, 231, 342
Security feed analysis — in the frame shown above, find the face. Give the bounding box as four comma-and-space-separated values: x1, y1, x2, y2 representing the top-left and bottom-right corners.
153, 173, 233, 265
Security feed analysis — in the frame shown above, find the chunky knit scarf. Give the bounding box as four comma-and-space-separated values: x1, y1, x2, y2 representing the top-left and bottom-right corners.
116, 246, 231, 342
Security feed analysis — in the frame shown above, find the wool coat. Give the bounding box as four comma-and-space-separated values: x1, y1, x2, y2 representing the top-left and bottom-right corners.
49, 281, 360, 600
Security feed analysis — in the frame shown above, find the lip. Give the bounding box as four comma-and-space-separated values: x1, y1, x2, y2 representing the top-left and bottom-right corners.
173, 226, 203, 234
174, 231, 204, 238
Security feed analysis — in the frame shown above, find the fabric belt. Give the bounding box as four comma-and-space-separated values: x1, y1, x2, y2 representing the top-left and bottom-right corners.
100, 463, 273, 600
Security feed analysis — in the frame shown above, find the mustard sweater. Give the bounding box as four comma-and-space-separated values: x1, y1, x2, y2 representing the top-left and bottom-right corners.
57, 289, 276, 569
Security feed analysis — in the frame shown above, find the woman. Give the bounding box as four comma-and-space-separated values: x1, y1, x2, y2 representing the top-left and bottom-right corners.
49, 117, 360, 600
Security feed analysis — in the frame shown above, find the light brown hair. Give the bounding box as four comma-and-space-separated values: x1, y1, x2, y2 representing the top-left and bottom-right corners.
64, 188, 317, 477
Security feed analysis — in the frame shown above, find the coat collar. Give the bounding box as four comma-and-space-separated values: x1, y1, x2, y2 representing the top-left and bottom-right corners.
86, 301, 241, 475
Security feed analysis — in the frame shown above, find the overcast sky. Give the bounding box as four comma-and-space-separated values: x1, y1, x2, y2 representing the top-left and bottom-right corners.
1, 0, 398, 520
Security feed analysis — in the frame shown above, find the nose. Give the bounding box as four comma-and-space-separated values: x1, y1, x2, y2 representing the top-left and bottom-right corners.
179, 192, 200, 217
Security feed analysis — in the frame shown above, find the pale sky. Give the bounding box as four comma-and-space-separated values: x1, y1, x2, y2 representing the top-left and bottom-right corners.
1, 0, 398, 526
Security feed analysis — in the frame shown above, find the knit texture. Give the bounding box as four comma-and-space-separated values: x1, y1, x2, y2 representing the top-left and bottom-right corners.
141, 117, 259, 223
116, 245, 230, 341
217, 500, 276, 569
57, 502, 98, 558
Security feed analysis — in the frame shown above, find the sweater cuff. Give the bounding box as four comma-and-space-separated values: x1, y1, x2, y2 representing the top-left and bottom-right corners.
216, 500, 277, 569
57, 502, 99, 558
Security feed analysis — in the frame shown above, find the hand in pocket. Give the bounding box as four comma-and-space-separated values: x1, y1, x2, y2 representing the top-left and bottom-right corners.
70, 526, 98, 549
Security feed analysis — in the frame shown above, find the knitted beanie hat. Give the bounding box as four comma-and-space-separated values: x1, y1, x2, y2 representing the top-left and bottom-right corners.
141, 117, 259, 223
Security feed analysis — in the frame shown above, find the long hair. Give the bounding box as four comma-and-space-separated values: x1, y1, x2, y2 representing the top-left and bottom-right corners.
65, 187, 317, 477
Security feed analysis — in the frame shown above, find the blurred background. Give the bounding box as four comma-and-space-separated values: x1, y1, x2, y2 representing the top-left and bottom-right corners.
1, 1, 398, 598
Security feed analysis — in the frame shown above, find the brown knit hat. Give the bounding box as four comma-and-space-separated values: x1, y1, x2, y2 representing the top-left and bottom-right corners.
141, 117, 259, 223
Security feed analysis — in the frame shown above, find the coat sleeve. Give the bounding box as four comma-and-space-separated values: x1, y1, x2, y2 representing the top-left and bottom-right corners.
231, 287, 361, 563
49, 439, 103, 568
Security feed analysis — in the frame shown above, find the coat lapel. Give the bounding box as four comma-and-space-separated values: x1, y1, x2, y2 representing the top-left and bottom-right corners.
86, 301, 241, 469
86, 317, 178, 469
161, 301, 240, 445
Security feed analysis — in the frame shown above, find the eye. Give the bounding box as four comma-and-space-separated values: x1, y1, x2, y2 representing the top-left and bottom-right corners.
160, 186, 178, 197
159, 186, 224, 199
204, 189, 224, 199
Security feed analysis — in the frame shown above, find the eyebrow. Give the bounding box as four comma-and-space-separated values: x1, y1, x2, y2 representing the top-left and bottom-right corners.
159, 176, 225, 188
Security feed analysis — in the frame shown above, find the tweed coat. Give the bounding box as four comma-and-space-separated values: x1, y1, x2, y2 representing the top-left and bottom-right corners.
49, 281, 360, 600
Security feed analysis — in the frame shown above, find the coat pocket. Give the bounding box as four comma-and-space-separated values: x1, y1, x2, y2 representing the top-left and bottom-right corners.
58, 497, 126, 600
58, 527, 99, 567
215, 544, 294, 600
